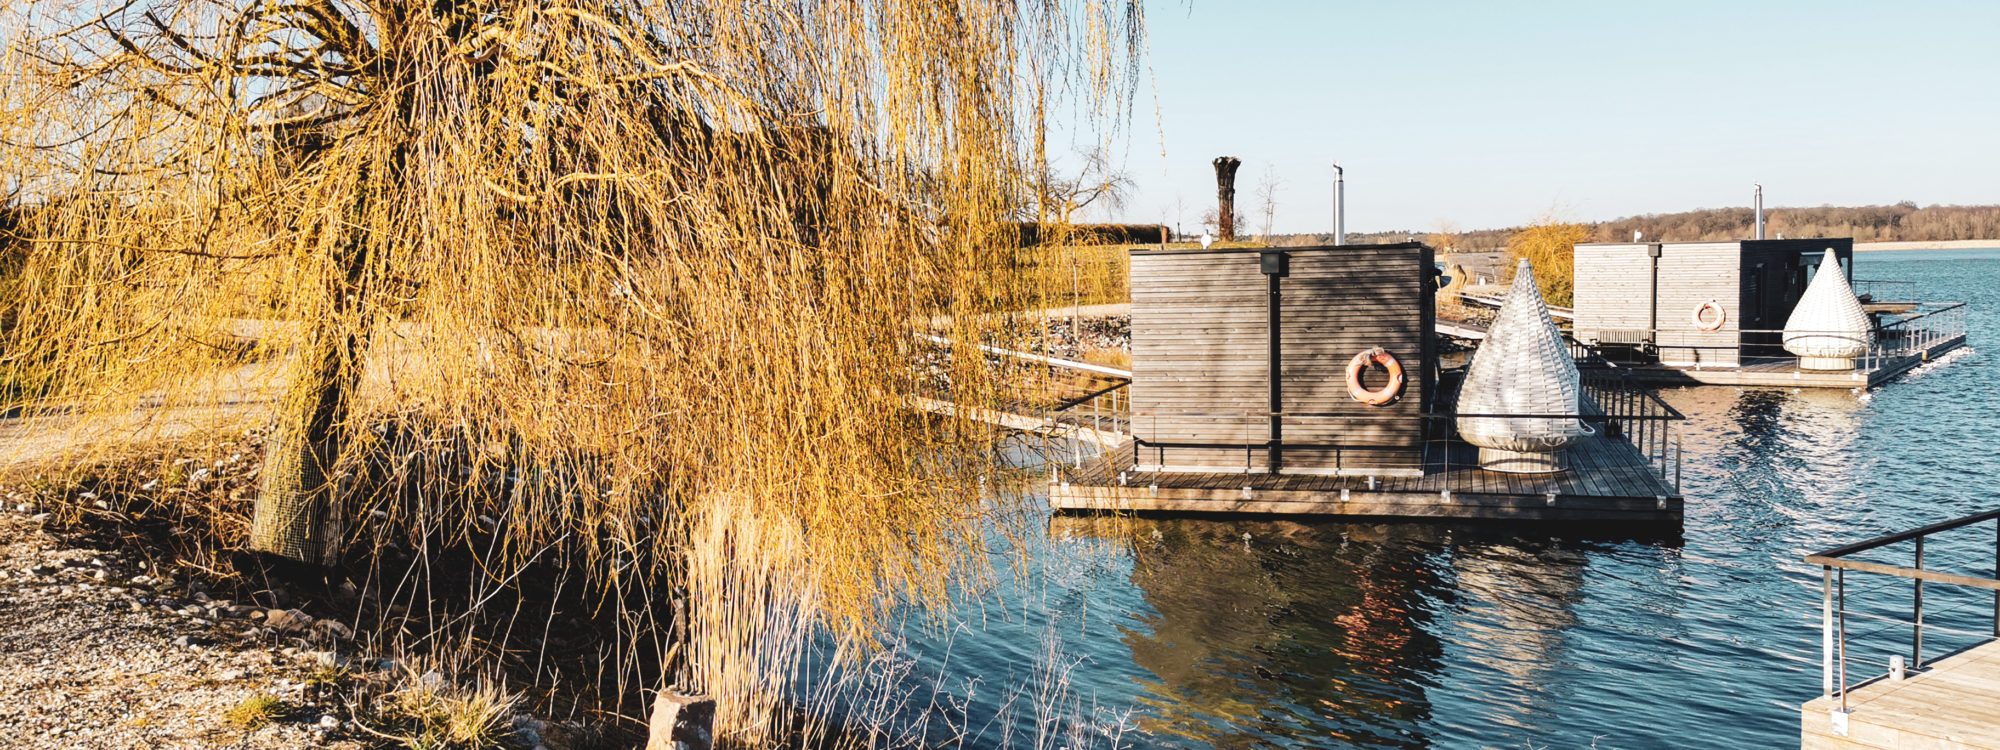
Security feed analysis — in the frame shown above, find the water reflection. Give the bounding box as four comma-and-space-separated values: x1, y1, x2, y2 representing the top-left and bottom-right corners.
1664, 386, 1872, 538
1445, 541, 1585, 732
1050, 518, 1624, 748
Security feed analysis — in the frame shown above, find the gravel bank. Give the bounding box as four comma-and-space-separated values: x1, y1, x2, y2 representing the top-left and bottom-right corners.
0, 507, 366, 749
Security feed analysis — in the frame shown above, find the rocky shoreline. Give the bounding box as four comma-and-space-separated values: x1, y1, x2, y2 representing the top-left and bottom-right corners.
0, 501, 584, 750
0, 507, 368, 748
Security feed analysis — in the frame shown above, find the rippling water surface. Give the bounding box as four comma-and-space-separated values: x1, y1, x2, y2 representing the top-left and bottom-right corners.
872, 249, 2000, 749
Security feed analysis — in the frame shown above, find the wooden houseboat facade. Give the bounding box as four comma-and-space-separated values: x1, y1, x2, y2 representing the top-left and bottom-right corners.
1047, 243, 1686, 525
1570, 239, 1966, 387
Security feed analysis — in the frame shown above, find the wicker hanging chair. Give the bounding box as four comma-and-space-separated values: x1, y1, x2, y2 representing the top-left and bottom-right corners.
1782, 256, 1873, 371
1456, 259, 1590, 473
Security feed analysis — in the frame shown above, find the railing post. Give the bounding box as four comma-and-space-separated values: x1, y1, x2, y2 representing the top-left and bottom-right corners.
1442, 423, 1451, 484
1838, 567, 1849, 713
1822, 565, 1835, 698
1914, 536, 1926, 669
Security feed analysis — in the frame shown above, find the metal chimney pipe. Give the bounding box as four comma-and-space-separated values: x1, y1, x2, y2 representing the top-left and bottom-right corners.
1332, 162, 1346, 246
1754, 183, 1765, 240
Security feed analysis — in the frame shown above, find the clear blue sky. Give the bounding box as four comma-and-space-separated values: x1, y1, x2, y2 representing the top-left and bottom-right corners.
1094, 0, 2000, 235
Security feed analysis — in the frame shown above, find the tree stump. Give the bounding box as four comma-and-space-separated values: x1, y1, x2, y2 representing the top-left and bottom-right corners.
1213, 156, 1241, 241
645, 688, 715, 750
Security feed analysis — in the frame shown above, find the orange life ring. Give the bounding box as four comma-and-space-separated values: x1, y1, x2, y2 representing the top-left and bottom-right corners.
1345, 347, 1405, 406
1692, 300, 1727, 331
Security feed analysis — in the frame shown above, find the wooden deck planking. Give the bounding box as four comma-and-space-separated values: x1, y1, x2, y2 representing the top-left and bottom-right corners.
1802, 640, 2000, 748
1598, 333, 1964, 389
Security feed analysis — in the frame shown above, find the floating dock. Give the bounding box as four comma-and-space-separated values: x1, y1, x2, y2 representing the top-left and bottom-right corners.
1568, 237, 1970, 389
1048, 371, 1684, 524
1802, 641, 2000, 748
1801, 509, 2000, 748
1585, 319, 1966, 389
1048, 425, 1679, 522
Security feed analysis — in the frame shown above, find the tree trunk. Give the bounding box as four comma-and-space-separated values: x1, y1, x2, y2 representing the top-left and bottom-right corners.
1213, 155, 1241, 241
249, 155, 385, 565
249, 325, 366, 565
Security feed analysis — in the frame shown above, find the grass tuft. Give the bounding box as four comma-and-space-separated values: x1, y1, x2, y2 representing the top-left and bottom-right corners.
375, 671, 522, 750
222, 692, 286, 732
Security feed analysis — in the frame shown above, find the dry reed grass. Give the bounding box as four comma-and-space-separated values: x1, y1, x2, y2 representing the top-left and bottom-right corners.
0, 0, 1146, 742
371, 669, 523, 750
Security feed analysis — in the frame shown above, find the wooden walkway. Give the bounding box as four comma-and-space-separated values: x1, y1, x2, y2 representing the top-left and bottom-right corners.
1049, 427, 1680, 523
1802, 640, 2000, 748
1603, 333, 1964, 389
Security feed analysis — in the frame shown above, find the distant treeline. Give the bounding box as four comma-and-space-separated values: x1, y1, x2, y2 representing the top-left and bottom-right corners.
1283, 202, 2000, 250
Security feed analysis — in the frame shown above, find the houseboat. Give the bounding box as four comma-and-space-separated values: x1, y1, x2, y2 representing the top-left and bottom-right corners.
1048, 243, 1684, 525
1570, 238, 1965, 388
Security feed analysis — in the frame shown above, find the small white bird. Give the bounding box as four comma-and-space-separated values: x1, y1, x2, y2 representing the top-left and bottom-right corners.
1633, 230, 1642, 242
1199, 232, 1215, 249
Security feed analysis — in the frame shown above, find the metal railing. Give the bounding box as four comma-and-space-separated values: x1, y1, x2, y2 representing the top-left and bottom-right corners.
1570, 302, 1967, 371
1051, 377, 1129, 439
1578, 372, 1684, 491
1805, 509, 2000, 713
1852, 278, 1918, 302
1062, 372, 1683, 493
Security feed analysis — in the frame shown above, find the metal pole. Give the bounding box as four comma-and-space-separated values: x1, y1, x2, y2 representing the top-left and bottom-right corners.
1838, 567, 1849, 713
1754, 183, 1765, 240
1332, 163, 1345, 246
1267, 266, 1284, 473
1822, 566, 1834, 697
1261, 250, 1288, 474
1647, 243, 1662, 348
1914, 536, 1926, 668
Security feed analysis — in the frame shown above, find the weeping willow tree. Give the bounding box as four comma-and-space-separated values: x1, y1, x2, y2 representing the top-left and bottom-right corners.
1505, 217, 1588, 307
0, 0, 1143, 739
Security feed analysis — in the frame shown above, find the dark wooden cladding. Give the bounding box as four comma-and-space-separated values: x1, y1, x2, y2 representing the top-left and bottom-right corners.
1128, 243, 1436, 474
1739, 238, 1853, 355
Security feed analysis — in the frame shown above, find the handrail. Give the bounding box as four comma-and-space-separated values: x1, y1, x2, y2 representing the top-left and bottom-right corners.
1806, 508, 2000, 717
1461, 292, 1575, 321
1879, 301, 1968, 329
1808, 508, 2000, 561
1571, 301, 1967, 372
1120, 409, 1681, 422
1053, 379, 1128, 411
913, 332, 1135, 379
1581, 324, 1950, 338
1099, 371, 1683, 489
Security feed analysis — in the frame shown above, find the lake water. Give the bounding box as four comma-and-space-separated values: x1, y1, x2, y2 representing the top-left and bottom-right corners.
862, 249, 2000, 749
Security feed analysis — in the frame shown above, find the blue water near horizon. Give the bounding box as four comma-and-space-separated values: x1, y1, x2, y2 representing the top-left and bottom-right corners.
868, 248, 2000, 749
